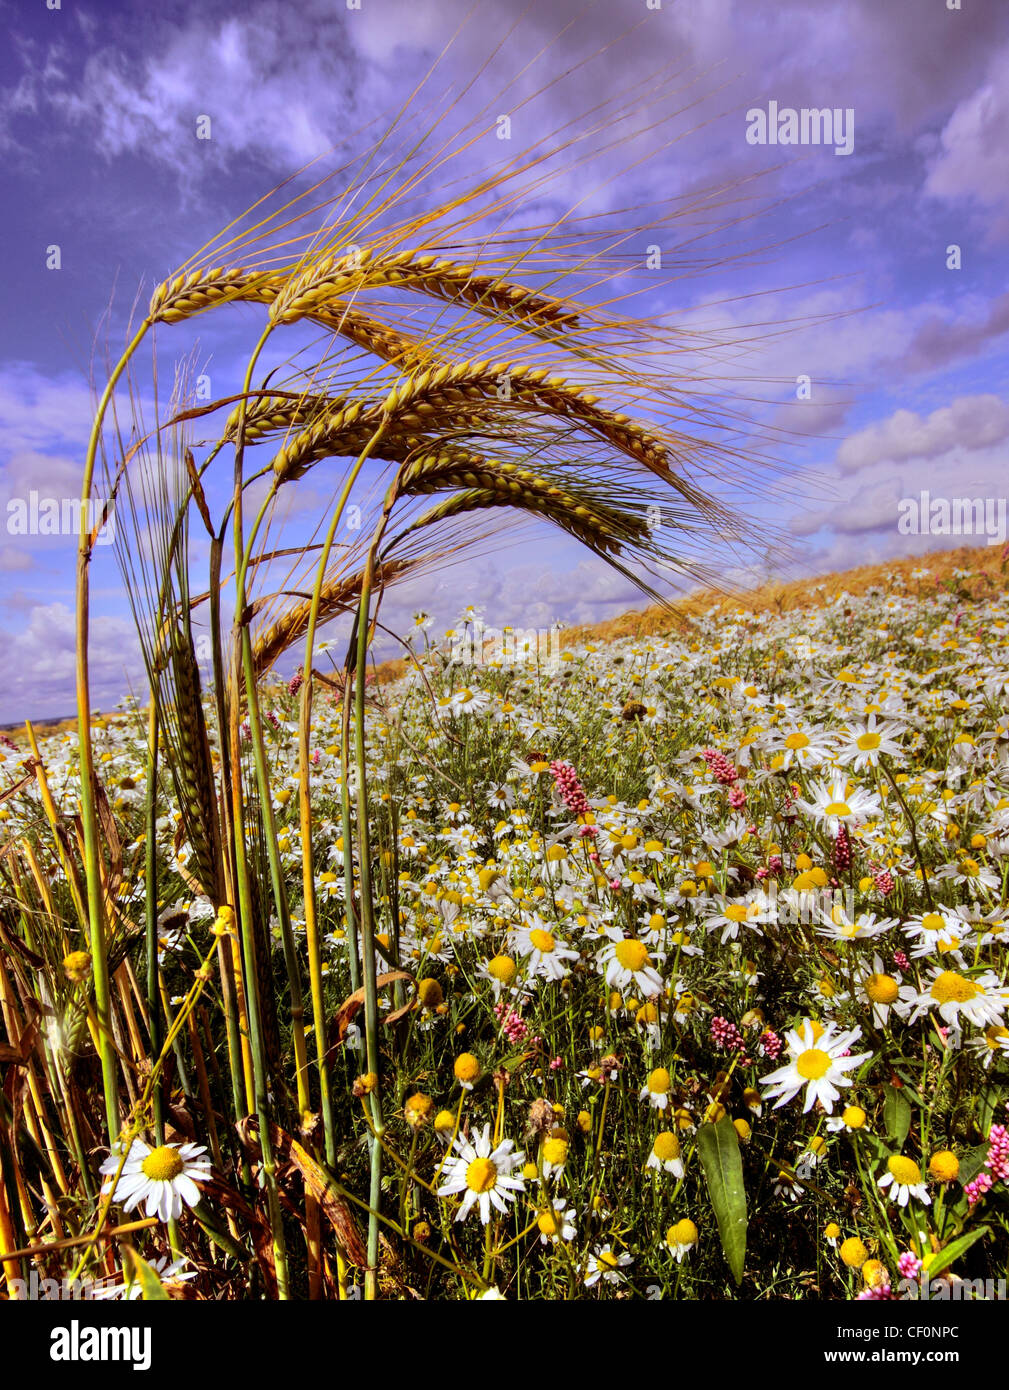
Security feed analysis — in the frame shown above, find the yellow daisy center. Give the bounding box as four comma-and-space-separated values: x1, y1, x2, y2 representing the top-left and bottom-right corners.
597, 1250, 620, 1270
724, 904, 749, 922
921, 912, 946, 932
487, 954, 516, 984
141, 1146, 184, 1182
465, 1157, 498, 1193
537, 1210, 560, 1237
785, 732, 809, 749
796, 1048, 832, 1080
648, 1067, 671, 1094
416, 978, 443, 1009
824, 801, 851, 818
542, 1136, 568, 1166
930, 971, 978, 1005
614, 939, 649, 972
840, 1237, 868, 1269
856, 732, 880, 750
667, 1219, 697, 1246
928, 1151, 959, 1183
529, 927, 556, 953
454, 1052, 480, 1083
865, 973, 899, 1004
887, 1155, 922, 1185
653, 1132, 680, 1161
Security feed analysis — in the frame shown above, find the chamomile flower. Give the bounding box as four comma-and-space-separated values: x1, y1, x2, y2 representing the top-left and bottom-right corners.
901, 908, 971, 963
536, 1198, 577, 1245
448, 687, 491, 717
93, 1254, 197, 1300
934, 855, 1000, 892
486, 782, 515, 811
666, 1218, 698, 1262
826, 1103, 868, 1133
437, 1124, 525, 1224
646, 1131, 684, 1176
584, 1245, 633, 1287
900, 967, 1009, 1032
540, 1133, 569, 1178
476, 953, 525, 1001
511, 917, 579, 981
967, 1023, 1009, 1068
100, 1139, 212, 1223
854, 953, 904, 1026
816, 906, 897, 943
597, 928, 664, 998
797, 775, 882, 833
639, 1067, 672, 1110
836, 716, 905, 771
703, 894, 767, 945
760, 1020, 872, 1114
878, 1155, 931, 1208
767, 724, 836, 770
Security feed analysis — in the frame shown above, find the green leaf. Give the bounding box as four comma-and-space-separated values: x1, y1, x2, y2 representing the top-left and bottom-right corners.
958, 1143, 990, 1186
926, 1226, 990, 1280
696, 1116, 747, 1286
883, 1085, 911, 1147
977, 1084, 1007, 1136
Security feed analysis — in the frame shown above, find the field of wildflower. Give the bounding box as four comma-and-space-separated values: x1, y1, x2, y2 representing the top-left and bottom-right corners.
3, 550, 1008, 1301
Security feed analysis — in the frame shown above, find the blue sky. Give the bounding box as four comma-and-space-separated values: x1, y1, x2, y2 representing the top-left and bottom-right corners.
1, 0, 1008, 721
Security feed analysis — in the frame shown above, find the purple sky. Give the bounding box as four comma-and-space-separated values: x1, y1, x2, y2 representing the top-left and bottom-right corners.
1, 0, 1008, 720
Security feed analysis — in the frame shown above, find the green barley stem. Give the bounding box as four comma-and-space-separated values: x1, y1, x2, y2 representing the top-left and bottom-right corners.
76, 319, 151, 1141
340, 675, 362, 996
297, 416, 391, 1166
231, 326, 291, 1298
143, 703, 164, 1145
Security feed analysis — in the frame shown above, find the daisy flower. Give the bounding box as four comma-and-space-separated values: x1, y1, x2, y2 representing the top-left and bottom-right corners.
646, 1131, 684, 1176
511, 917, 579, 982
639, 1067, 672, 1111
816, 907, 897, 943
760, 1020, 872, 1114
836, 715, 905, 771
703, 894, 767, 945
854, 953, 904, 1026
437, 1124, 525, 1224
93, 1254, 197, 1300
797, 775, 882, 833
967, 1024, 1009, 1069
447, 687, 491, 717
899, 967, 1009, 1032
597, 928, 664, 998
536, 1198, 577, 1245
767, 724, 836, 770
902, 909, 972, 965
100, 1140, 211, 1223
878, 1155, 931, 1207
666, 1218, 698, 1262
934, 855, 1000, 891
584, 1246, 634, 1287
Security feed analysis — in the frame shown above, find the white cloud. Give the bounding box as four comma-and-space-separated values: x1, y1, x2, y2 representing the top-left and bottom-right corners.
789, 434, 1009, 540
836, 394, 1009, 475
0, 602, 142, 725
924, 45, 1009, 225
